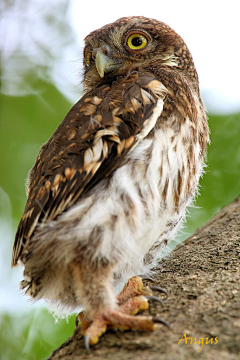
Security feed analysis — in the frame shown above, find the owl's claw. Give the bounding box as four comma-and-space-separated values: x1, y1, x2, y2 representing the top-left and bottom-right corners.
84, 334, 91, 352
152, 317, 171, 330
139, 274, 154, 281
144, 295, 164, 305
139, 276, 169, 297
149, 285, 169, 297
139, 275, 169, 297
75, 314, 79, 328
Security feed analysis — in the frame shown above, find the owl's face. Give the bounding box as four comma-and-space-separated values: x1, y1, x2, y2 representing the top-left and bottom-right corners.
83, 16, 195, 92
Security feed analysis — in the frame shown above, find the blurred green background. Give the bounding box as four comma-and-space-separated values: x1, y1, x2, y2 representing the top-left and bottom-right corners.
1, 1, 240, 359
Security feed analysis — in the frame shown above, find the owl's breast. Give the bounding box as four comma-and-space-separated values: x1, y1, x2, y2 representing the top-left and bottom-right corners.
112, 116, 205, 280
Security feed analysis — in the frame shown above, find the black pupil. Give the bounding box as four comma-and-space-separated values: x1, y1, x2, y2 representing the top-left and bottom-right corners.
131, 37, 142, 47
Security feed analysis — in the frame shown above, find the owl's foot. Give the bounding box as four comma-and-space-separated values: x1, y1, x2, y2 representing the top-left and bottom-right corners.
75, 276, 169, 348
117, 275, 168, 305
79, 295, 169, 349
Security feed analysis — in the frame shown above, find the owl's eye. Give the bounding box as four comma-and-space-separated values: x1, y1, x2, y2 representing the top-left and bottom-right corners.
126, 32, 149, 51
85, 51, 92, 66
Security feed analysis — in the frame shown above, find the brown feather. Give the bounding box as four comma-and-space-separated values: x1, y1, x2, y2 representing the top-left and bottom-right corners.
12, 73, 167, 266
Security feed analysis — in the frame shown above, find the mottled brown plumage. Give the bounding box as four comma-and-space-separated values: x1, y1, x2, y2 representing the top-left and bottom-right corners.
12, 74, 166, 265
12, 16, 209, 346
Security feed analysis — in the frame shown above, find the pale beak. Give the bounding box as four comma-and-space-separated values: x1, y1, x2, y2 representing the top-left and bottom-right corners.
94, 50, 122, 78
95, 51, 108, 78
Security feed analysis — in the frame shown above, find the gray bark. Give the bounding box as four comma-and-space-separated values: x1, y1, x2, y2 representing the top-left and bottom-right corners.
48, 195, 240, 360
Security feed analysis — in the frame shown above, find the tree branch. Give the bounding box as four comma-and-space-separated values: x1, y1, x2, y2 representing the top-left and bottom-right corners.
48, 195, 240, 360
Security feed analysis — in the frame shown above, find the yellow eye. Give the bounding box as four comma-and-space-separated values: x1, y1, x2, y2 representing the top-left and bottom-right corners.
85, 51, 92, 66
127, 33, 148, 50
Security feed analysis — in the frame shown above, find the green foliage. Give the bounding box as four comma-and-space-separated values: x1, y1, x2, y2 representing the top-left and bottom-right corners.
0, 309, 75, 360
182, 111, 240, 239
0, 82, 71, 222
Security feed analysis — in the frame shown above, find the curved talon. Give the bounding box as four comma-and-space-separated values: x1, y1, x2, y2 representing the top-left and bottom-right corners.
139, 275, 169, 297
152, 317, 171, 330
85, 335, 91, 352
150, 285, 169, 297
139, 275, 155, 282
145, 295, 164, 305
75, 314, 79, 328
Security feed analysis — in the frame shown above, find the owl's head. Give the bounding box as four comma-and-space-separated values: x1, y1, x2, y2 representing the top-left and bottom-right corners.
83, 16, 196, 91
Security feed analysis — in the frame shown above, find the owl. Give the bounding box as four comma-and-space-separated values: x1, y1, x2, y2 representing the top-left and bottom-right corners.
12, 16, 209, 347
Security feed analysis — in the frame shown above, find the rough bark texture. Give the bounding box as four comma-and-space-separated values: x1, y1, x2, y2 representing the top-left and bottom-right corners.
48, 195, 240, 360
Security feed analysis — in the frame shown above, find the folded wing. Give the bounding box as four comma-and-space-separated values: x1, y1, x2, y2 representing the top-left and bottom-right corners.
12, 72, 167, 266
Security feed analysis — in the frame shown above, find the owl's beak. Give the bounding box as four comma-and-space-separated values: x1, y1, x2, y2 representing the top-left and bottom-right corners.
94, 49, 121, 78
95, 51, 107, 78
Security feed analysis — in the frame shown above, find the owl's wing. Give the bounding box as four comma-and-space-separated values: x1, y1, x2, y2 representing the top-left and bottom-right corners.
12, 73, 167, 266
